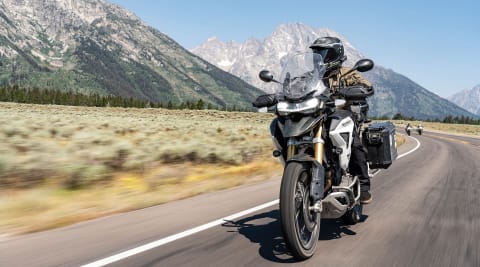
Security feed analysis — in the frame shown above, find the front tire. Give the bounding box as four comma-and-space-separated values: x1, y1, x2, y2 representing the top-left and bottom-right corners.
280, 162, 320, 260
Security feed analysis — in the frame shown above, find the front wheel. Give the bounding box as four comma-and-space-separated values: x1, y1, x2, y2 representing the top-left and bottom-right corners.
280, 162, 320, 260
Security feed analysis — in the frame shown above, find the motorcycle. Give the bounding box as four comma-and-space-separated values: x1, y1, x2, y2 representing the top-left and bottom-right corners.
417, 126, 423, 135
255, 52, 374, 259
405, 126, 412, 136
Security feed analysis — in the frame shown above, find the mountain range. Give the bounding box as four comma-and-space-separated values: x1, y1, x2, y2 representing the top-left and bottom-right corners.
448, 85, 480, 116
0, 0, 263, 109
0, 1, 476, 118
192, 23, 477, 119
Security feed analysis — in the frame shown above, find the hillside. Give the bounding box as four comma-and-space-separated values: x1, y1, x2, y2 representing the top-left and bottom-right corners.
0, 0, 263, 108
448, 84, 480, 116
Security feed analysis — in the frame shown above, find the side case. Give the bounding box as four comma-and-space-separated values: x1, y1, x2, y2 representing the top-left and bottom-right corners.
362, 121, 398, 169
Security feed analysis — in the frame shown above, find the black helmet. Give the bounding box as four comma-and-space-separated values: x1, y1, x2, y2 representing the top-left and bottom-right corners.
310, 37, 345, 69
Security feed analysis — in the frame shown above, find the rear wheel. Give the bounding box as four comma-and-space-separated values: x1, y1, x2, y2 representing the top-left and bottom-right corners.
280, 162, 320, 260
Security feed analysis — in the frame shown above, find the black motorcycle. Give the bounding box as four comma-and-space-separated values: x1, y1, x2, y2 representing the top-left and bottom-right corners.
406, 126, 412, 136
254, 52, 374, 259
417, 125, 423, 135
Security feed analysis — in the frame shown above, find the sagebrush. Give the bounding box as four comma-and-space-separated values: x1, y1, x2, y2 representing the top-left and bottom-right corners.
0, 102, 274, 189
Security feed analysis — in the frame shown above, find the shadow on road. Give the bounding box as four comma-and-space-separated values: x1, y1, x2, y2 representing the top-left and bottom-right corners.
222, 209, 367, 263
319, 218, 362, 240
223, 209, 294, 263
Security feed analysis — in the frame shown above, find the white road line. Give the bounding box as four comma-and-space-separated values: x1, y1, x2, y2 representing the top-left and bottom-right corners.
81, 200, 279, 267
397, 135, 421, 159
81, 136, 422, 267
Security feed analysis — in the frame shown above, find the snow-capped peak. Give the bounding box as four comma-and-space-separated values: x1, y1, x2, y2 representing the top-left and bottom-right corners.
191, 23, 365, 92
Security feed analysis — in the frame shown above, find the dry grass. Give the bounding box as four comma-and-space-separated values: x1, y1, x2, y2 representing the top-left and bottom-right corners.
396, 134, 406, 147
392, 120, 480, 136
0, 157, 280, 234
0, 102, 275, 189
0, 102, 281, 234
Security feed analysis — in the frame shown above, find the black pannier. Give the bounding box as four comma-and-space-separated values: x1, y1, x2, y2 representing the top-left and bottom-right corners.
362, 121, 398, 169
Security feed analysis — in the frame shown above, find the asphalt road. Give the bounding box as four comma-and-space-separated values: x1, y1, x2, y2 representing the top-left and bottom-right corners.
1, 130, 479, 267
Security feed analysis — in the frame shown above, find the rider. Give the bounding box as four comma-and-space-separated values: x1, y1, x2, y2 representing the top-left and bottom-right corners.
253, 37, 374, 204
310, 37, 373, 204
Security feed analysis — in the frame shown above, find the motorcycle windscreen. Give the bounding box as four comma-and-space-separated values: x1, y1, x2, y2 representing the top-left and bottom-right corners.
277, 52, 328, 100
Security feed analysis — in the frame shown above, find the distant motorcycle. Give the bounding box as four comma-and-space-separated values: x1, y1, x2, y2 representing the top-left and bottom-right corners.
417, 125, 423, 135
405, 126, 412, 136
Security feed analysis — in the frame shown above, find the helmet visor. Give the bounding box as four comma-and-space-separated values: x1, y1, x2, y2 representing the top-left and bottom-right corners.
312, 48, 337, 63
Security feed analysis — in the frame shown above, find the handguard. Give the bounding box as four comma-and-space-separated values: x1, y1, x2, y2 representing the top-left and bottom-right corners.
338, 85, 374, 101
252, 94, 278, 108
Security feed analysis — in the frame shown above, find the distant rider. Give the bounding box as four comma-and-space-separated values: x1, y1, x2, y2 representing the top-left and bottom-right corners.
405, 123, 412, 131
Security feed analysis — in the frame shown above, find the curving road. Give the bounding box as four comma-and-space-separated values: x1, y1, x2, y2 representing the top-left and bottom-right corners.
1, 130, 479, 267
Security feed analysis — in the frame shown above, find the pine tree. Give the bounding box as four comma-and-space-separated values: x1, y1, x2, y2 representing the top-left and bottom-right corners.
392, 113, 403, 120
196, 99, 205, 110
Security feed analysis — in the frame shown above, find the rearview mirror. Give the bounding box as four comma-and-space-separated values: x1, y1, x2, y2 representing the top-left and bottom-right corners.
259, 70, 274, 83
353, 59, 374, 72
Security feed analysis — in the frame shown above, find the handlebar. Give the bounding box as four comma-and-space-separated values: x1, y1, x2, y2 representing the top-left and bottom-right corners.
252, 94, 278, 108
337, 85, 374, 100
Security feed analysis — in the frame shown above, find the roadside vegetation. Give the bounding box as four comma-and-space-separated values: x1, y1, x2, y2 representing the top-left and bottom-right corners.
392, 120, 480, 136
395, 134, 406, 146
372, 113, 480, 126
0, 85, 252, 111
372, 112, 480, 137
0, 102, 279, 234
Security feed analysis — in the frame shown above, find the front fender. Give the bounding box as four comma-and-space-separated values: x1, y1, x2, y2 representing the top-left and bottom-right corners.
282, 116, 322, 138
287, 153, 324, 202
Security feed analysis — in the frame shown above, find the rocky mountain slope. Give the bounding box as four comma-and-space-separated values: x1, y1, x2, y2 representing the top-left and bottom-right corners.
0, 0, 263, 108
192, 23, 477, 119
448, 85, 480, 116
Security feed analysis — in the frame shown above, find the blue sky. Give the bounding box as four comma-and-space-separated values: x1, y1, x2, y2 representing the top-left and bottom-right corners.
111, 0, 479, 97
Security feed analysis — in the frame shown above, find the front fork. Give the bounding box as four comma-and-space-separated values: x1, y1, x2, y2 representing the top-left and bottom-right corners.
286, 124, 325, 211
313, 125, 324, 163
311, 125, 325, 209
286, 125, 324, 162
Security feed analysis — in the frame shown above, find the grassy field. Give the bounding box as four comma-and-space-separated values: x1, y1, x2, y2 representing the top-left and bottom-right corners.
0, 102, 281, 234
0, 103, 277, 188
0, 103, 420, 235
392, 120, 480, 136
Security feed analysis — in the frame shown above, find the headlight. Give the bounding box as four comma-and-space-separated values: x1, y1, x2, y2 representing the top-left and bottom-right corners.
277, 98, 321, 116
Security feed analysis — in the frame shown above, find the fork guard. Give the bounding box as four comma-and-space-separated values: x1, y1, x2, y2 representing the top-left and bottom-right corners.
287, 154, 325, 203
